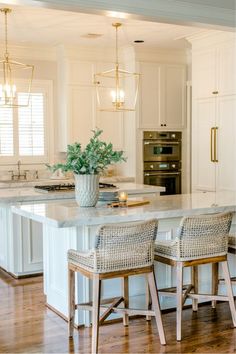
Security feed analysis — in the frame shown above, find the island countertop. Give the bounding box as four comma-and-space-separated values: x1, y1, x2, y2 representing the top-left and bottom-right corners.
0, 183, 165, 204
11, 191, 236, 228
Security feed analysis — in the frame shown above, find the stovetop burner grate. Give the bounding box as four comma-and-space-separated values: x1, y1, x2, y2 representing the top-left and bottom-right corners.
34, 182, 117, 192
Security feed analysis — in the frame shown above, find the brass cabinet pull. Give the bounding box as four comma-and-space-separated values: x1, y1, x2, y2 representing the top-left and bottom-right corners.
214, 127, 218, 162
212, 91, 219, 95
210, 127, 214, 162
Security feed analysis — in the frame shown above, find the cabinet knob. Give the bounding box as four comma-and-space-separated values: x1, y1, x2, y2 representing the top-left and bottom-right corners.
161, 124, 163, 127
164, 124, 166, 127
212, 91, 219, 95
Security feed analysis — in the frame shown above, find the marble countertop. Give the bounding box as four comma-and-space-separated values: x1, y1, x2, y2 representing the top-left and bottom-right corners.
0, 183, 164, 204
11, 191, 236, 228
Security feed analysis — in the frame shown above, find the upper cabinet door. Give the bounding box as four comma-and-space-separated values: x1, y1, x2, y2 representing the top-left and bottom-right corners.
164, 65, 186, 129
192, 49, 216, 99
139, 62, 186, 129
139, 63, 162, 129
218, 42, 236, 96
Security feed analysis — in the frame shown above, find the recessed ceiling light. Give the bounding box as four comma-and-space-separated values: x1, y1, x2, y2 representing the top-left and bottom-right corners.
81, 33, 103, 39
134, 40, 144, 43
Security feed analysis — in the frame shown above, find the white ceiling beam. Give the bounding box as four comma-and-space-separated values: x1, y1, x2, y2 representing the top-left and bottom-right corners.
1, 0, 235, 30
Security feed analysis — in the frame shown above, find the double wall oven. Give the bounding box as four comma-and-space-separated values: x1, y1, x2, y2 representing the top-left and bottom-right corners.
143, 131, 182, 195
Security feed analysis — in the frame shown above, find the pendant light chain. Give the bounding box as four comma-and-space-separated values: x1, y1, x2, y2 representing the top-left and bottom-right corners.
4, 9, 8, 59
0, 8, 11, 59
115, 24, 118, 65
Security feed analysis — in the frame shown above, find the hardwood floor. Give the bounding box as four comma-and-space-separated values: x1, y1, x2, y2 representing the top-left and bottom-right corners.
0, 269, 235, 353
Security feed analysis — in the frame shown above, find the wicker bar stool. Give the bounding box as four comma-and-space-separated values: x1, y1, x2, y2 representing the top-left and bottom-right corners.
153, 212, 236, 341
68, 219, 166, 353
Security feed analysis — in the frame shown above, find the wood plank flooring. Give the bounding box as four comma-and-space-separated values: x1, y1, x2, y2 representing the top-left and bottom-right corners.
0, 269, 235, 353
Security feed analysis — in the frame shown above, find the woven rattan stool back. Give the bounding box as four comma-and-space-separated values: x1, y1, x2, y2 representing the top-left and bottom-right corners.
176, 212, 232, 260
93, 219, 158, 273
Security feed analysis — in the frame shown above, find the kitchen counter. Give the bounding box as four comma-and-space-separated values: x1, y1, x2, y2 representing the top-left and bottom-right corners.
10, 190, 236, 325
0, 182, 164, 278
11, 190, 236, 228
0, 183, 164, 204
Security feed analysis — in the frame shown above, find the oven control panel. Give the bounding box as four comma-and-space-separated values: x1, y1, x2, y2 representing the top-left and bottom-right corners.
143, 131, 182, 141
144, 161, 181, 171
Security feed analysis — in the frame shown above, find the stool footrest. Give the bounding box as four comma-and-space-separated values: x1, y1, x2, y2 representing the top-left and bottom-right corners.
75, 296, 122, 309
76, 297, 156, 320
188, 293, 229, 301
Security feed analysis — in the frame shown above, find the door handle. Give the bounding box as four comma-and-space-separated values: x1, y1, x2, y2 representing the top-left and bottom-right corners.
210, 127, 214, 162
214, 127, 218, 162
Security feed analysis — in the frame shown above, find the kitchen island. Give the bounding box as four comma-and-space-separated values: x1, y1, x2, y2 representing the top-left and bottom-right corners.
11, 191, 236, 325
0, 183, 164, 277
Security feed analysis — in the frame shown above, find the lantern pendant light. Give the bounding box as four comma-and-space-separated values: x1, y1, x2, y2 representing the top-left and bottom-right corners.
94, 23, 140, 112
0, 8, 34, 108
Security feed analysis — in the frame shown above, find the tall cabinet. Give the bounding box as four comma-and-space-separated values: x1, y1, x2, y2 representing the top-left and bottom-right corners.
190, 32, 236, 192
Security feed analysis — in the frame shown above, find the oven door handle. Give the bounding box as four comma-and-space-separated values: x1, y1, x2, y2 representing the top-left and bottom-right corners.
143, 141, 180, 145
144, 172, 181, 176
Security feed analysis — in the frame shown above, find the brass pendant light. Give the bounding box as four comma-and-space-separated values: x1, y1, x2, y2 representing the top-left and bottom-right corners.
0, 8, 34, 108
94, 23, 140, 112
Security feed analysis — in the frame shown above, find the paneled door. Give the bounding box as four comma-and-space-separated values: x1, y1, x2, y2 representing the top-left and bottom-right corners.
192, 97, 216, 192
216, 95, 236, 191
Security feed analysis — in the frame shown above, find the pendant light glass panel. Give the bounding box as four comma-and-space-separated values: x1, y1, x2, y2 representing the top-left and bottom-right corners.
94, 23, 140, 112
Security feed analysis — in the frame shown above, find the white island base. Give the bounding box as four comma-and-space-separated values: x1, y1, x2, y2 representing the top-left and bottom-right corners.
12, 191, 236, 327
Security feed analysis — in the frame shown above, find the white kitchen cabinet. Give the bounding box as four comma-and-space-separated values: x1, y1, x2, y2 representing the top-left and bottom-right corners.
0, 206, 43, 277
139, 62, 186, 129
192, 97, 216, 192
191, 33, 236, 193
192, 95, 236, 192
192, 37, 236, 100
216, 95, 236, 191
58, 59, 125, 151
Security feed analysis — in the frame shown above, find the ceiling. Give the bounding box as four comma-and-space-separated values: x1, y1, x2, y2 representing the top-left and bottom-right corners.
0, 3, 216, 50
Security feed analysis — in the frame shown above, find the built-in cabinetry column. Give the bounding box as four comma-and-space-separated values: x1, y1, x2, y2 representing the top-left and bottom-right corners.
190, 32, 236, 193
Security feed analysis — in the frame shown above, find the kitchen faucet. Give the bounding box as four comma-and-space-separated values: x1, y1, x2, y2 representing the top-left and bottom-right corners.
8, 160, 29, 180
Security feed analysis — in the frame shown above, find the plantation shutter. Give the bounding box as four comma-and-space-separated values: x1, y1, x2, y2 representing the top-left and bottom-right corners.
18, 92, 45, 156
0, 107, 14, 156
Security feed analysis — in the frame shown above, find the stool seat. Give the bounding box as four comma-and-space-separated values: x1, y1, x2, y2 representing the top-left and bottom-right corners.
68, 219, 166, 353
68, 246, 153, 274
154, 240, 177, 260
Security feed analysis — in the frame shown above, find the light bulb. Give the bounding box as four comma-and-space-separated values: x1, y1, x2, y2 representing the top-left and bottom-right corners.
111, 89, 125, 106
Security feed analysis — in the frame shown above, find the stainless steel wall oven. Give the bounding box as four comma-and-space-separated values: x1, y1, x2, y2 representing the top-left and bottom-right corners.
143, 131, 182, 195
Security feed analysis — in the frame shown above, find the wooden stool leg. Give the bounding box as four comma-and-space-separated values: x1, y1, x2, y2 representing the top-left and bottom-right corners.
68, 266, 75, 338
191, 266, 198, 311
221, 261, 236, 327
122, 276, 129, 326
212, 263, 219, 308
176, 262, 183, 341
92, 274, 101, 354
147, 271, 166, 345
146, 274, 152, 321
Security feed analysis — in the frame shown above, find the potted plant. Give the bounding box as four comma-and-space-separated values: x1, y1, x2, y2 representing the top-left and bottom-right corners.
47, 129, 126, 207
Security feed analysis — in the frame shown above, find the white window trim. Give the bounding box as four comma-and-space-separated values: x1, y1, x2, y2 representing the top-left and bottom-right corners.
0, 79, 54, 166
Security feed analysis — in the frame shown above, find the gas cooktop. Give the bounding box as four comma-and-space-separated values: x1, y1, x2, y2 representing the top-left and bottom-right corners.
34, 182, 117, 193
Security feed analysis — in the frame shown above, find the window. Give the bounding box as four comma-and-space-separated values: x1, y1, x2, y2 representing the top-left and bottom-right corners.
0, 80, 53, 164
